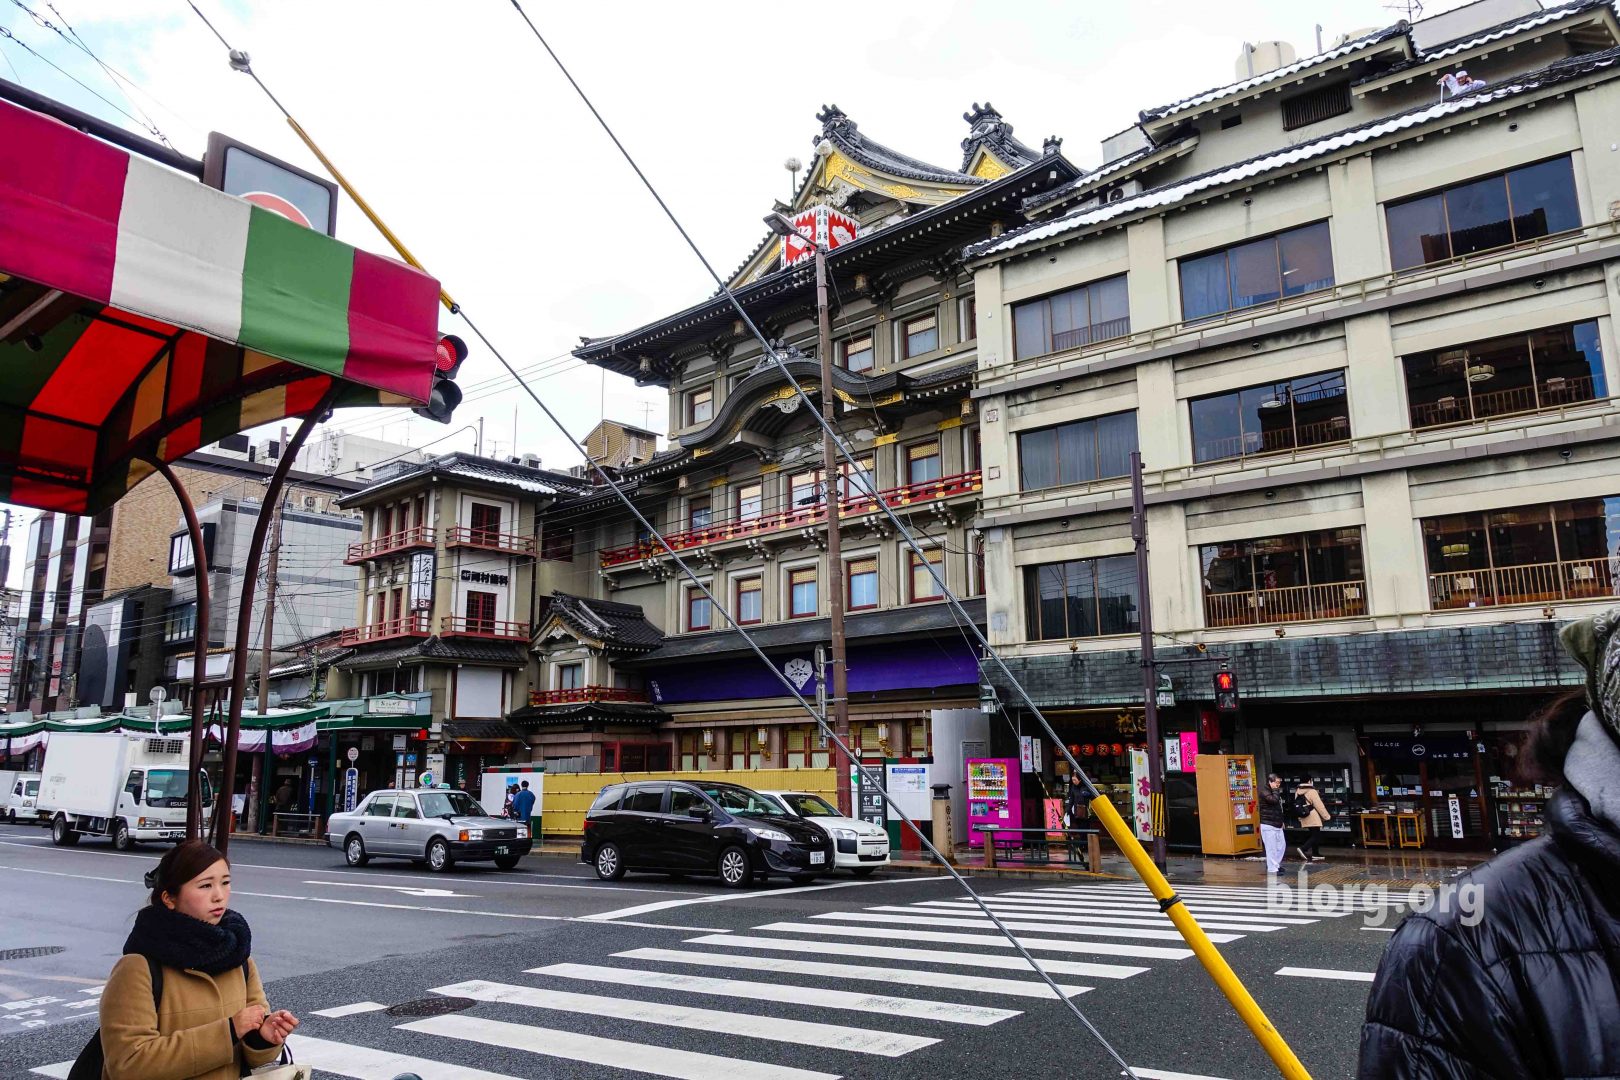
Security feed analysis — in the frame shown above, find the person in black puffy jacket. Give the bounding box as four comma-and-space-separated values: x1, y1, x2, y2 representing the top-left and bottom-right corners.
1359, 609, 1620, 1078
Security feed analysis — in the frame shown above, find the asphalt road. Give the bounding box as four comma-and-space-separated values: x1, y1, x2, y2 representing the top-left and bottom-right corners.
0, 822, 1399, 1079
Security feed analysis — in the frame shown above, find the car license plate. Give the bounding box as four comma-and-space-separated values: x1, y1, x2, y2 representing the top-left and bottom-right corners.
810, 851, 825, 865
495, 845, 509, 855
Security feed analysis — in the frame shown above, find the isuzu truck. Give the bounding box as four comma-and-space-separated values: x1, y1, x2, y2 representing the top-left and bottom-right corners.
38, 732, 209, 849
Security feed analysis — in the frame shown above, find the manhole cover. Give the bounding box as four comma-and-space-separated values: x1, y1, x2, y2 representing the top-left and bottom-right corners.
0, 947, 66, 961
385, 997, 475, 1018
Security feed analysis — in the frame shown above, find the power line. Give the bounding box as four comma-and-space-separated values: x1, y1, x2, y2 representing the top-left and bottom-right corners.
0, 21, 168, 143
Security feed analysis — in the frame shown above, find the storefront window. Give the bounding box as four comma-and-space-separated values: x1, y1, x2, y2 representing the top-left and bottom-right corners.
1422, 496, 1620, 609
1190, 371, 1349, 463
1024, 555, 1140, 640
1201, 529, 1366, 627
1403, 320, 1605, 428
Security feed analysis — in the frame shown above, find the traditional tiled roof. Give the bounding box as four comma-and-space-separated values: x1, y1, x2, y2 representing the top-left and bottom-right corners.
338, 452, 593, 507
442, 719, 525, 743
508, 700, 666, 727
1021, 134, 1198, 214
816, 104, 984, 187
548, 592, 665, 653
337, 637, 528, 668
971, 45, 1620, 261
1365, 0, 1614, 80
959, 102, 1054, 171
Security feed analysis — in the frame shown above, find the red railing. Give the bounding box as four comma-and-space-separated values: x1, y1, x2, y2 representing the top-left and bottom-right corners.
599, 470, 983, 567
445, 526, 537, 557
529, 686, 650, 706
345, 525, 435, 564
339, 613, 432, 646
440, 616, 530, 640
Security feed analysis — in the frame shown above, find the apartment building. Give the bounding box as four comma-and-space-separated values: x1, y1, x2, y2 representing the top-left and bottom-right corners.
966, 0, 1620, 848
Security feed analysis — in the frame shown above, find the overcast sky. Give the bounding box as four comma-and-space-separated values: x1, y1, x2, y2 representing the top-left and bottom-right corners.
1, 0, 1459, 584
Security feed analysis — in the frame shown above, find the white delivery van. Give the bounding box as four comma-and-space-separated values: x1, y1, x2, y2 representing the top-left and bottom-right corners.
2, 771, 42, 823
38, 732, 209, 849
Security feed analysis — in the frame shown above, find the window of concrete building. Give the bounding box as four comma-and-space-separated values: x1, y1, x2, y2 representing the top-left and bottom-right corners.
556, 662, 583, 690
464, 591, 496, 634
842, 332, 874, 373
847, 557, 879, 611
687, 387, 714, 426
903, 313, 939, 358
1422, 497, 1620, 610
961, 297, 977, 343
729, 728, 761, 770
786, 725, 831, 769
369, 667, 419, 695
1190, 371, 1349, 464
1386, 155, 1580, 271
1018, 410, 1138, 491
541, 527, 574, 561
735, 576, 762, 625
1012, 274, 1128, 360
790, 469, 823, 510
162, 602, 196, 644
970, 535, 986, 598
735, 481, 763, 522
1403, 320, 1605, 429
688, 497, 712, 531
789, 566, 818, 618
840, 455, 877, 501
686, 584, 711, 632
1200, 529, 1366, 628
909, 548, 944, 603
469, 502, 502, 542
1024, 554, 1140, 641
906, 440, 942, 486
1179, 222, 1334, 322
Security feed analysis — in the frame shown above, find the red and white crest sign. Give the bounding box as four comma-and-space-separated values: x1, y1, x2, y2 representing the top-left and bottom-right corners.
780, 204, 861, 268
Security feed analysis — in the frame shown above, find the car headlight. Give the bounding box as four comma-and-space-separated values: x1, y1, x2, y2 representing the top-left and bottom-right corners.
749, 827, 793, 843
832, 828, 857, 839
458, 829, 484, 841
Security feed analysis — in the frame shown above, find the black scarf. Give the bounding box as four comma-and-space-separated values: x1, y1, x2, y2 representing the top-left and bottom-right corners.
124, 905, 252, 976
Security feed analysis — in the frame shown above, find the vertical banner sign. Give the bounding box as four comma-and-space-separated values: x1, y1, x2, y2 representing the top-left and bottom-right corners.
1163, 736, 1182, 773
1129, 747, 1153, 841
1448, 794, 1465, 839
1018, 735, 1034, 772
343, 768, 359, 812
1179, 731, 1199, 772
306, 758, 319, 817
410, 552, 435, 611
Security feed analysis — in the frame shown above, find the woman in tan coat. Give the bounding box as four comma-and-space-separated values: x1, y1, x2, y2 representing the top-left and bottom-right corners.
97, 839, 298, 1080
1293, 779, 1332, 862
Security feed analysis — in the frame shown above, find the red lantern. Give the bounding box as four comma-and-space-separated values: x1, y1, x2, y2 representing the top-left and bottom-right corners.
1113, 742, 1125, 756
1082, 744, 1095, 756
1067, 744, 1081, 756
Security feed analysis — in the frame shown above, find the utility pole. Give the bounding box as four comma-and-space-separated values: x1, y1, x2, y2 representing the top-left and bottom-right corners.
1130, 451, 1168, 869
259, 426, 288, 714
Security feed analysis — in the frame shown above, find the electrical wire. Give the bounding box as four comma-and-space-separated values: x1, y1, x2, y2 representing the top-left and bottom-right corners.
0, 21, 169, 141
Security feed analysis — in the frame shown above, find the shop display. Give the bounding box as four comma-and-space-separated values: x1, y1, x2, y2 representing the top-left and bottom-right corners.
966, 757, 1021, 844
1277, 764, 1354, 835
1195, 753, 1261, 855
1492, 783, 1549, 843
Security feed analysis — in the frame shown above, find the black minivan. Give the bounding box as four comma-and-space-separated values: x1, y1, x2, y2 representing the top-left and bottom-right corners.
582, 780, 834, 887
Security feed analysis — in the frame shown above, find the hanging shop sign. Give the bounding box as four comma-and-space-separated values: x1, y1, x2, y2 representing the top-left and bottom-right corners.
410, 552, 435, 610
1448, 794, 1466, 839
460, 569, 508, 586
1163, 737, 1182, 773
1366, 736, 1474, 761
1129, 748, 1153, 841
1179, 731, 1199, 772
343, 768, 358, 812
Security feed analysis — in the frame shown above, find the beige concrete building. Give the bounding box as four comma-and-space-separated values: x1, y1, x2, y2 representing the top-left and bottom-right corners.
967, 0, 1620, 849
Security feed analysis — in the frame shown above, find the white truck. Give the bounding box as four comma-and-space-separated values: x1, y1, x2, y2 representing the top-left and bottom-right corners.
39, 732, 210, 849
2, 770, 42, 824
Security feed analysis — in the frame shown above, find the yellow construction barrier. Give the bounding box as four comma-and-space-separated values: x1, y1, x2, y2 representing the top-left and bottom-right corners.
541, 767, 838, 837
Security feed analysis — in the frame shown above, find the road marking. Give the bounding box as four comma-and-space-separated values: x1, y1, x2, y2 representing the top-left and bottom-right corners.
1126, 1068, 1237, 1079
302, 881, 474, 898
431, 979, 938, 1057
754, 922, 1194, 960
589, 918, 736, 933
915, 898, 1317, 925
0, 969, 104, 987
808, 910, 1235, 942
868, 904, 1286, 933
578, 874, 935, 922
684, 934, 1147, 979
1361, 926, 1397, 933
1026, 887, 1375, 914
532, 962, 1020, 1025
614, 947, 1091, 999
0, 863, 133, 885
285, 1033, 525, 1078
29, 1064, 71, 1079
1078, 884, 1409, 908
311, 1000, 388, 1018
399, 1013, 842, 1080
1275, 966, 1376, 983
234, 891, 567, 922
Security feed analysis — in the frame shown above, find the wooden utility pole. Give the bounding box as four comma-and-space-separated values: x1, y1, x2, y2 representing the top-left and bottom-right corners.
259, 426, 288, 713
1131, 451, 1168, 870
814, 243, 853, 816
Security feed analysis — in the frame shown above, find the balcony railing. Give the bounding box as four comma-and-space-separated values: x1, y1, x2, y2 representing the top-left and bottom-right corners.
1204, 580, 1368, 628
1429, 558, 1615, 611
345, 526, 435, 565
600, 470, 983, 568
440, 616, 530, 641
445, 526, 537, 557
1194, 415, 1351, 463
528, 686, 650, 706
1409, 375, 1600, 429
339, 613, 432, 646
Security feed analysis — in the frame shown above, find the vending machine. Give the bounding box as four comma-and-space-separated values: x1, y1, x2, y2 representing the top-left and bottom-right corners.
1195, 753, 1261, 855
966, 757, 1021, 844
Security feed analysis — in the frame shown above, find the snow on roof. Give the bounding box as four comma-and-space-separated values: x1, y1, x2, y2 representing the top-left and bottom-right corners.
1419, 0, 1611, 64
1024, 136, 1196, 213
445, 461, 578, 495
1139, 23, 1410, 121
971, 47, 1620, 260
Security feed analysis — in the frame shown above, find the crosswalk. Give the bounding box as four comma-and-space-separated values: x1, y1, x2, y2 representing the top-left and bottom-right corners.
30, 882, 1395, 1080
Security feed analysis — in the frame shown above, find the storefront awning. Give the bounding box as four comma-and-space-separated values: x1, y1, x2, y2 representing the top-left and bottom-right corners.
0, 99, 442, 513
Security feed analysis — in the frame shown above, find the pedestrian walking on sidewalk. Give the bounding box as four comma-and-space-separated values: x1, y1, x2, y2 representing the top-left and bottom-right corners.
511, 780, 536, 824
75, 838, 299, 1080
1360, 608, 1620, 1077
1258, 773, 1287, 874
1292, 779, 1330, 862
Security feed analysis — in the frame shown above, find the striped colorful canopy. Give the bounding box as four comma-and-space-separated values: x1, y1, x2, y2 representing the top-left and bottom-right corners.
0, 98, 443, 514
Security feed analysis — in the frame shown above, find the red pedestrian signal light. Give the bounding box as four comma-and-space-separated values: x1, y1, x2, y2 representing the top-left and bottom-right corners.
1213, 670, 1240, 712
414, 335, 466, 423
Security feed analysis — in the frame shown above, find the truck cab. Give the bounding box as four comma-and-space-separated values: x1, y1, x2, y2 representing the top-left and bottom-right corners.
3, 773, 41, 823
115, 765, 211, 843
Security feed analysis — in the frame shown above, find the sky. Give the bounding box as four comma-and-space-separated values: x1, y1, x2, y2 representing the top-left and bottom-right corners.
0, 0, 1458, 586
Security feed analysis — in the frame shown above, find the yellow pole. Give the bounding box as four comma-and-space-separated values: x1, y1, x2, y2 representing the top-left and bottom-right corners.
283, 116, 457, 313
1090, 795, 1313, 1080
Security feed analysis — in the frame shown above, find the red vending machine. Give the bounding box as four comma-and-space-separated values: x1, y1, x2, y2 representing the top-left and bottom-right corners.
966, 757, 1022, 844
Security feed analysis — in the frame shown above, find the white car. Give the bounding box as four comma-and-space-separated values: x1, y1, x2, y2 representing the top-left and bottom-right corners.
758, 790, 889, 876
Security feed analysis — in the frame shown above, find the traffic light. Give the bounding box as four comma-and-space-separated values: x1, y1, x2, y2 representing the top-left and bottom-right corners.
413, 334, 466, 423
1213, 670, 1240, 712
